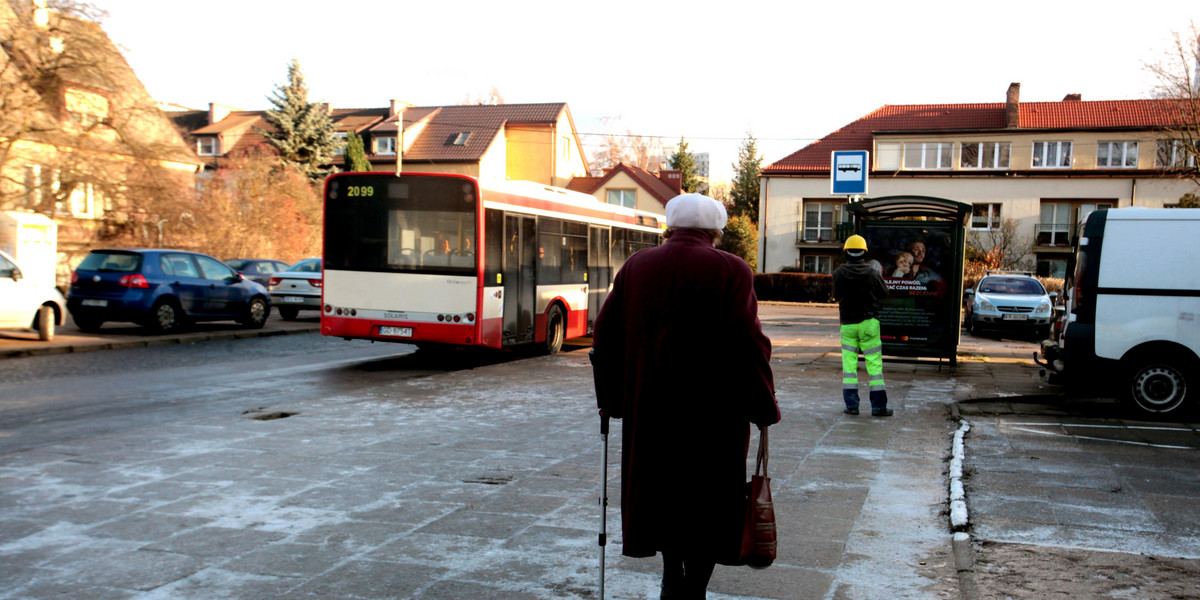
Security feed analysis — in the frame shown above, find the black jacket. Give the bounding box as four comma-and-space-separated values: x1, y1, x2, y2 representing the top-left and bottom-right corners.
832, 260, 888, 324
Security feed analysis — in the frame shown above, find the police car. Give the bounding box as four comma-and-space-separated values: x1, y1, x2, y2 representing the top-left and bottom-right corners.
964, 271, 1056, 339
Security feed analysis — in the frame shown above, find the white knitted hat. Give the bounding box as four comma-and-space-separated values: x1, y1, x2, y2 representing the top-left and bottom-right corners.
665, 193, 727, 230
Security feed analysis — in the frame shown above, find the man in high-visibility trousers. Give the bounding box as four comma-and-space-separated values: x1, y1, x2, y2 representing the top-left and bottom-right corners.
832, 235, 892, 416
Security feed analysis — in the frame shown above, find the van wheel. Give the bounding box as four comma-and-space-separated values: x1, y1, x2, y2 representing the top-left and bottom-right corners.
544, 305, 565, 355
1126, 354, 1192, 417
35, 305, 55, 341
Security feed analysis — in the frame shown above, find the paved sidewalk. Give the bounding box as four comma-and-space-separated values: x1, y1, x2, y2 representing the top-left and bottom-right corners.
0, 307, 1056, 599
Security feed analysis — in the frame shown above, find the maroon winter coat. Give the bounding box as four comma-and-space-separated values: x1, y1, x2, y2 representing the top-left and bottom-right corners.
591, 228, 780, 564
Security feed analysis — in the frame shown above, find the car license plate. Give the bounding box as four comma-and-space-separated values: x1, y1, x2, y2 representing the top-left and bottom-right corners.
283, 296, 305, 303
81, 299, 107, 307
379, 326, 412, 337
1002, 314, 1028, 321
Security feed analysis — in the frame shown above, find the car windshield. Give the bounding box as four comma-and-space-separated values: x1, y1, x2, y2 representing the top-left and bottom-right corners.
225, 259, 249, 270
289, 259, 322, 273
77, 251, 141, 273
980, 277, 1045, 295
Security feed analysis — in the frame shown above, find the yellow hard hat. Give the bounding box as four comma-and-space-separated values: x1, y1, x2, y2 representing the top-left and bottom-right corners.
843, 235, 868, 252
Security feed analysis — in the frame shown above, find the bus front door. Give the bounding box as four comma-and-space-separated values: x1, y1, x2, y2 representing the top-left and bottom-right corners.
503, 215, 536, 345
587, 226, 610, 331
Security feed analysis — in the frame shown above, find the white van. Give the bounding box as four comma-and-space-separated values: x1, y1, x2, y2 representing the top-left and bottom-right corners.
0, 248, 66, 340
1037, 208, 1200, 417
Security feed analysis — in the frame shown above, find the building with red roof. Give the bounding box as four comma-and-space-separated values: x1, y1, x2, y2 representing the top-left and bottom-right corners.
759, 83, 1198, 277
170, 101, 590, 189
566, 163, 682, 216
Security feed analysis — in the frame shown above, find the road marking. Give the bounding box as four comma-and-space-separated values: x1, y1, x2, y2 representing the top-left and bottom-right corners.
1005, 422, 1194, 432
1008, 426, 1195, 450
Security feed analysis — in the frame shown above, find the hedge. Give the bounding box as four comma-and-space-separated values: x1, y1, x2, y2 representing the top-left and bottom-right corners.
754, 272, 834, 303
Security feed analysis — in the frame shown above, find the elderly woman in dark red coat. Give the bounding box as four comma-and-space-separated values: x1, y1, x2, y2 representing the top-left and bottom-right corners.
591, 193, 780, 599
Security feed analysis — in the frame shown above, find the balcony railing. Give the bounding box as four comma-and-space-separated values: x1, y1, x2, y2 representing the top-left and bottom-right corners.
1034, 223, 1075, 248
796, 221, 854, 245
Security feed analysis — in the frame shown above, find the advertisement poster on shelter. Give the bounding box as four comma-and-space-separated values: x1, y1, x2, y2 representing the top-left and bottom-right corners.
860, 223, 959, 357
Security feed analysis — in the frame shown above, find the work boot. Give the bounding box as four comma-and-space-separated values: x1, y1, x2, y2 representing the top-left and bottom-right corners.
872, 408, 894, 417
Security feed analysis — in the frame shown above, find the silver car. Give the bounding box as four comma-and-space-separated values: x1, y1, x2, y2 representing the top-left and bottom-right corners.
269, 258, 322, 320
964, 272, 1056, 338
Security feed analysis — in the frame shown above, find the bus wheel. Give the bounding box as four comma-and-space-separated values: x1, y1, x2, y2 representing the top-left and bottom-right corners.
1126, 353, 1192, 417
544, 305, 565, 355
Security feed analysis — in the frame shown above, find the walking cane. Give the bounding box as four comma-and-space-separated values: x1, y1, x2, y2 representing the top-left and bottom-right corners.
598, 408, 610, 600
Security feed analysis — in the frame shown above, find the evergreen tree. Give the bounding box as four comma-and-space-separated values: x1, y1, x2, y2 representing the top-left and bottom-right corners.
729, 132, 763, 224
344, 131, 371, 172
259, 60, 339, 180
667, 137, 702, 193
718, 214, 758, 271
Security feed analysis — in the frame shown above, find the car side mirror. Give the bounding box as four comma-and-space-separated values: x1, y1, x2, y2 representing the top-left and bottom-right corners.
1049, 291, 1059, 301
964, 289, 975, 298
9, 267, 22, 281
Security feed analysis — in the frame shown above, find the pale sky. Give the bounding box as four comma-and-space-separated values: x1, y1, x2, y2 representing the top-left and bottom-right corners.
98, 0, 1198, 183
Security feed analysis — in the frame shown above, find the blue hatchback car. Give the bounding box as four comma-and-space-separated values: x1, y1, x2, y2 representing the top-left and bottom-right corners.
68, 249, 272, 333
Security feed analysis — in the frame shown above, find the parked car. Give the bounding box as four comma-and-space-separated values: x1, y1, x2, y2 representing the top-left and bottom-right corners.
0, 248, 66, 340
224, 258, 289, 288
67, 248, 271, 333
964, 271, 1056, 339
269, 258, 322, 320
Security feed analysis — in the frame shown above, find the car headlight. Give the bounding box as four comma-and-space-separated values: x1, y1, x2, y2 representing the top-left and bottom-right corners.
1036, 301, 1051, 314
979, 299, 996, 311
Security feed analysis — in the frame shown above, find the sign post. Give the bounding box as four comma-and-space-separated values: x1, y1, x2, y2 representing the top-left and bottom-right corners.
831, 150, 869, 197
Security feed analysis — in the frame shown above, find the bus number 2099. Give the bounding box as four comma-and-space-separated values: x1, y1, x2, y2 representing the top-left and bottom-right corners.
346, 185, 375, 197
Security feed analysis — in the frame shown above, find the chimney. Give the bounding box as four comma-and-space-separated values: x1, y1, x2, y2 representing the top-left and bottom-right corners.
1062, 93, 1082, 102
208, 103, 234, 125
389, 99, 413, 117
1005, 83, 1020, 128
660, 170, 682, 195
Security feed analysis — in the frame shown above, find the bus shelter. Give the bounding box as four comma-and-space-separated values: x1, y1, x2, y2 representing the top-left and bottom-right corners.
845, 196, 971, 366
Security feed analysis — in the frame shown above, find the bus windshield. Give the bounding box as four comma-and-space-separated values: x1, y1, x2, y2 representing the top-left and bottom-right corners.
325, 174, 478, 275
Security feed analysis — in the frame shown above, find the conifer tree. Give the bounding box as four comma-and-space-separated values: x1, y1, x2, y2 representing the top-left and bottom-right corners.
344, 131, 371, 172
729, 132, 763, 224
259, 60, 338, 180
667, 137, 702, 193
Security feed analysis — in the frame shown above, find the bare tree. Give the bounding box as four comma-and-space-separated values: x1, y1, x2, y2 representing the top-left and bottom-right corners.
967, 218, 1032, 271
587, 116, 664, 173
192, 147, 321, 263
1145, 21, 1200, 190
0, 2, 198, 265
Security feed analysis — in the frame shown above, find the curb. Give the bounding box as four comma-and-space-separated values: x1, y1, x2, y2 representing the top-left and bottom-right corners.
948, 402, 980, 600
0, 325, 320, 359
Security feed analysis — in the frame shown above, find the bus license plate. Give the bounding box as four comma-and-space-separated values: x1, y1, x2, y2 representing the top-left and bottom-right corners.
81, 299, 107, 307
1002, 314, 1028, 321
283, 296, 305, 303
379, 326, 412, 337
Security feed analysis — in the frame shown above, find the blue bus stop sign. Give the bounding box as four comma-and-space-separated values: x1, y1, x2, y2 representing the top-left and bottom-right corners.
831, 150, 869, 195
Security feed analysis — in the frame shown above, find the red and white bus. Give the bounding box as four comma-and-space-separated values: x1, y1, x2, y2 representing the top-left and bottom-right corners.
321, 172, 663, 353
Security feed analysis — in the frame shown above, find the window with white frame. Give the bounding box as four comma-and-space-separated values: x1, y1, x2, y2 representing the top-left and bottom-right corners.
802, 255, 832, 274
1097, 141, 1138, 168
606, 189, 636, 208
374, 136, 396, 155
903, 142, 953, 170
561, 136, 572, 162
971, 203, 1002, 230
23, 165, 43, 207
876, 143, 901, 170
960, 142, 1011, 169
803, 201, 836, 242
1156, 140, 1197, 168
1032, 141, 1072, 168
197, 137, 219, 156
333, 132, 347, 156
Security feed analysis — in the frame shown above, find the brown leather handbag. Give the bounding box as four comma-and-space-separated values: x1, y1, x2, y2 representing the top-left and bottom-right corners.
740, 426, 776, 569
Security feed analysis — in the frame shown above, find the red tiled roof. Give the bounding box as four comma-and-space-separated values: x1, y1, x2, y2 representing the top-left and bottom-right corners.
572, 163, 677, 208
403, 103, 567, 162
764, 98, 1193, 175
